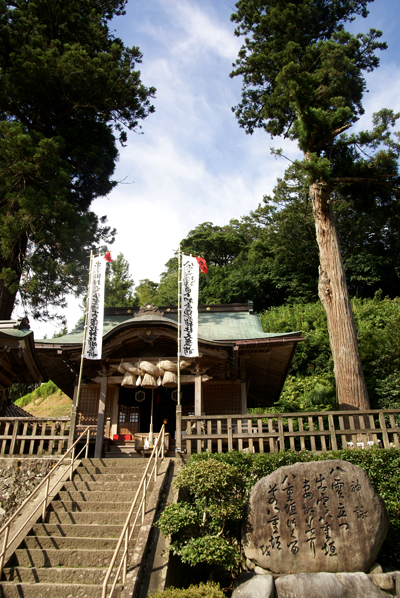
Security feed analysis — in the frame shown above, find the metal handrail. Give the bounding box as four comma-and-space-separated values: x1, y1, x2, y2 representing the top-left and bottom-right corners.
102, 425, 165, 598
0, 425, 91, 578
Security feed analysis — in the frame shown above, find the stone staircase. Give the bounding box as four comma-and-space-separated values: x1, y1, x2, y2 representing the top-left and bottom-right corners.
106, 438, 176, 458
0, 458, 151, 597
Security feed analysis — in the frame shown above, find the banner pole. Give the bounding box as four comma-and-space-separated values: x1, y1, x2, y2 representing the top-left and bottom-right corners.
69, 249, 93, 447
176, 245, 182, 453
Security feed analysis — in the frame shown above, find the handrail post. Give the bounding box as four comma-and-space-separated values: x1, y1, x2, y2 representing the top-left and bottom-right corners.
70, 445, 75, 480
42, 477, 50, 522
85, 428, 90, 459
122, 527, 128, 585
142, 478, 146, 523
0, 525, 9, 579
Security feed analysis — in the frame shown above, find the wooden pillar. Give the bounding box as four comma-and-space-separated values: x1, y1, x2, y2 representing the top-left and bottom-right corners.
68, 384, 79, 448
111, 386, 119, 438
94, 377, 108, 458
194, 375, 203, 416
240, 357, 247, 414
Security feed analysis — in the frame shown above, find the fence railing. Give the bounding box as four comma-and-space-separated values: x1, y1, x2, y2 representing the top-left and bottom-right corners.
102, 425, 165, 598
181, 409, 400, 455
0, 417, 71, 456
0, 426, 91, 579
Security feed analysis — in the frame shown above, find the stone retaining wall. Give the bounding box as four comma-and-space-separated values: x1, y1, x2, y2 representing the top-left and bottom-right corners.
0, 458, 57, 527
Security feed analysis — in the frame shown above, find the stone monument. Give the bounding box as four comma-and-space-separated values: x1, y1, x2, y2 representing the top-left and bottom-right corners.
243, 460, 389, 574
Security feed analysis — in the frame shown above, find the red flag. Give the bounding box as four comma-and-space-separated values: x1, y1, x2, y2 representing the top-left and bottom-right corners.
104, 251, 112, 262
195, 256, 208, 273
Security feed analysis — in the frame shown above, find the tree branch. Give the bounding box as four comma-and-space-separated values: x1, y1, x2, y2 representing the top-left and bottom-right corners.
315, 124, 352, 152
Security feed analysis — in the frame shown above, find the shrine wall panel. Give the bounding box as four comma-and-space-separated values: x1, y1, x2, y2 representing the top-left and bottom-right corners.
203, 383, 241, 415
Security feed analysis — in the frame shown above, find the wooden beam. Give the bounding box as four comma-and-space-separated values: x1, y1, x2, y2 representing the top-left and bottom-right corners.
94, 376, 108, 458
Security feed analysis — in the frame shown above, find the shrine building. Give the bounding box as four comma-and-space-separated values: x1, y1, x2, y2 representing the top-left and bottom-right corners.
35, 302, 304, 454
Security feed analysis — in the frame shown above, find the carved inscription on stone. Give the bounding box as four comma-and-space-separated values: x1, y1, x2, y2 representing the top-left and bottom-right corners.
243, 460, 388, 574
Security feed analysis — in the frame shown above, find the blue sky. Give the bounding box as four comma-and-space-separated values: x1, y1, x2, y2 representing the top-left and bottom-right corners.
31, 0, 400, 338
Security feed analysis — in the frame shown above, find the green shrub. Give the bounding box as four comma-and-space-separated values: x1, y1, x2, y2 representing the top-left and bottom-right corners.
156, 459, 246, 572
148, 582, 225, 598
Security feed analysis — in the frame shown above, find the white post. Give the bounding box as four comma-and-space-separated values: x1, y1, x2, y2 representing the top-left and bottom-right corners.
149, 389, 154, 445
176, 245, 182, 452
94, 376, 108, 459
194, 375, 202, 416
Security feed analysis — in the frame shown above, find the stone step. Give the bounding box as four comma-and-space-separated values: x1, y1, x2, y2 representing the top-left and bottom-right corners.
73, 471, 144, 482
2, 566, 117, 585
31, 523, 127, 539
9, 548, 129, 568
81, 458, 145, 468
48, 500, 132, 513
0, 582, 123, 598
45, 510, 130, 525
57, 490, 138, 503
22, 535, 119, 551
77, 465, 147, 475
62, 480, 141, 492
106, 450, 145, 461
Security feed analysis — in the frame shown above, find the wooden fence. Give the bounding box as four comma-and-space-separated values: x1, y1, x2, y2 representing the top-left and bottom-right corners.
0, 417, 71, 456
181, 409, 400, 455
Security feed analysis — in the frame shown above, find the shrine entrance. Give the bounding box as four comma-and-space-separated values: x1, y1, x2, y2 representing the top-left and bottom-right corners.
117, 403, 140, 436
117, 384, 195, 438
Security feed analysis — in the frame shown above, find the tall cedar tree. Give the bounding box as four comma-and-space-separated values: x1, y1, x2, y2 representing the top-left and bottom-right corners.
230, 0, 400, 410
104, 253, 135, 308
0, 0, 155, 321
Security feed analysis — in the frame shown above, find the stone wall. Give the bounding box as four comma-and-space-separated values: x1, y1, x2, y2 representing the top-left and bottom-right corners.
0, 458, 57, 527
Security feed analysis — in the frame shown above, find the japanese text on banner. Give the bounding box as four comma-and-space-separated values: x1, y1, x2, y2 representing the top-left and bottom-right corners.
181, 255, 199, 357
84, 256, 106, 360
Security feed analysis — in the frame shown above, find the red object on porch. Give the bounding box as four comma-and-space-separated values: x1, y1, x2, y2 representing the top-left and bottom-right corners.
113, 434, 131, 441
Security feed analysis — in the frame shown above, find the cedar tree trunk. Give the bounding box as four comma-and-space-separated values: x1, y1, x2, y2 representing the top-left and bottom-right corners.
0, 232, 28, 320
309, 179, 370, 411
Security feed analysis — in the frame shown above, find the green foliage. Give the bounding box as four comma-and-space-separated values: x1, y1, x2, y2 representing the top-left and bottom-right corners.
148, 582, 225, 598
156, 459, 246, 572
190, 449, 400, 569
0, 0, 155, 320
230, 0, 387, 164
259, 295, 400, 409
104, 253, 136, 308
262, 373, 336, 413
176, 536, 240, 570
14, 380, 62, 408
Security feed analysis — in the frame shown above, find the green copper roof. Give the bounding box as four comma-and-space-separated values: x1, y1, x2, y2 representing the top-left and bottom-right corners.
38, 311, 298, 345
0, 327, 32, 339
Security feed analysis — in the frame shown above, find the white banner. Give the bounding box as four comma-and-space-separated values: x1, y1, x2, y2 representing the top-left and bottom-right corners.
84, 255, 106, 360
181, 255, 199, 357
